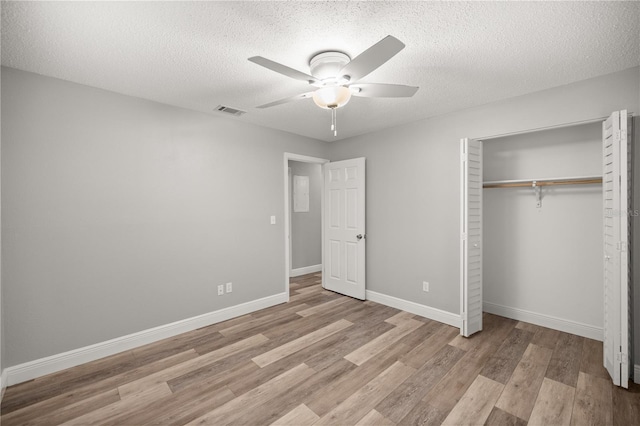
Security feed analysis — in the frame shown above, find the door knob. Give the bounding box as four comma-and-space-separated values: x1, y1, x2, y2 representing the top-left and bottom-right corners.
356, 234, 364, 241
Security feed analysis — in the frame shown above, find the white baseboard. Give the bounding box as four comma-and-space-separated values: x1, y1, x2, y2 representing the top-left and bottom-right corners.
634, 365, 640, 384
290, 264, 322, 277
5, 292, 288, 387
365, 290, 461, 328
483, 301, 603, 341
1, 368, 7, 402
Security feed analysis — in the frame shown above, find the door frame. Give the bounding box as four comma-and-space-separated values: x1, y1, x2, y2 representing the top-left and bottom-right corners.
284, 153, 329, 299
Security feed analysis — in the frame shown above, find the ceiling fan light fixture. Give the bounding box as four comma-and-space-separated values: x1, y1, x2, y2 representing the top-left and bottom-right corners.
312, 86, 352, 109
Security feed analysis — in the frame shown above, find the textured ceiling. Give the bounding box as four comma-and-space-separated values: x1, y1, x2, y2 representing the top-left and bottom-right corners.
2, 2, 639, 142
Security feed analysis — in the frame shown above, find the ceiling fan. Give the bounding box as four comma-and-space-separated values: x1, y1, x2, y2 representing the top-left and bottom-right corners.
248, 35, 419, 136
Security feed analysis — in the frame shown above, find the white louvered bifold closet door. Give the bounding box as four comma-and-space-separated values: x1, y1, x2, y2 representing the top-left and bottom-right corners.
460, 138, 483, 337
602, 110, 630, 388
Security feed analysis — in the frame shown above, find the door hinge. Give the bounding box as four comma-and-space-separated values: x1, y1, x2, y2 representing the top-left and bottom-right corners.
617, 241, 627, 252
461, 233, 468, 241
461, 150, 468, 162
461, 311, 468, 321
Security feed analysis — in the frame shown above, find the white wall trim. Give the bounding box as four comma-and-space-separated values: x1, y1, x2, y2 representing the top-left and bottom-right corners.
366, 290, 461, 328
634, 365, 640, 384
1, 368, 7, 402
290, 264, 322, 278
483, 301, 603, 341
5, 292, 288, 386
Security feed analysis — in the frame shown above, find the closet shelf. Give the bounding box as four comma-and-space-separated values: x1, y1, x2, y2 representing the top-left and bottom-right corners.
483, 175, 602, 189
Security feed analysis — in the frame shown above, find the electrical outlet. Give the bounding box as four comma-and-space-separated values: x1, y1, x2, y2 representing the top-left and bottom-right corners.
226, 282, 232, 293
217, 284, 224, 296
270, 215, 276, 225
423, 281, 429, 292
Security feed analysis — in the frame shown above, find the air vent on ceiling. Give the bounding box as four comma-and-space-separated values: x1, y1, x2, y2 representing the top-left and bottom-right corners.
215, 105, 246, 116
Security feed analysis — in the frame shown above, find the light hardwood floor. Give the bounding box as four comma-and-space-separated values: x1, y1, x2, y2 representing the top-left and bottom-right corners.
2, 273, 639, 425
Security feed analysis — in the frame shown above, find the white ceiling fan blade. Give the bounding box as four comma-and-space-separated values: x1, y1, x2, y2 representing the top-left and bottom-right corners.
256, 91, 315, 109
350, 83, 419, 98
249, 56, 318, 84
339, 35, 405, 82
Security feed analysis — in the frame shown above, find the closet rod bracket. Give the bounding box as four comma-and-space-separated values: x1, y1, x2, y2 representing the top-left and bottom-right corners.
533, 181, 542, 208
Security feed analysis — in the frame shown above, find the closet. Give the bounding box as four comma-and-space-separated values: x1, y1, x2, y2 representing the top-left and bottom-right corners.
460, 110, 631, 388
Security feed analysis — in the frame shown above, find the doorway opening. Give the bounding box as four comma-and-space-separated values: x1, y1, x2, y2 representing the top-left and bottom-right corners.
284, 153, 329, 298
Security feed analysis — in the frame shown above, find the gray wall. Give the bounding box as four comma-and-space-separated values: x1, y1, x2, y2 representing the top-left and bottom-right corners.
1, 67, 328, 366
289, 161, 322, 270
327, 67, 639, 365
483, 123, 603, 328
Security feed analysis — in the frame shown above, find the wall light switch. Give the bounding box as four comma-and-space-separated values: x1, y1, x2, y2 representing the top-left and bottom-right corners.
270, 216, 276, 225
226, 282, 232, 293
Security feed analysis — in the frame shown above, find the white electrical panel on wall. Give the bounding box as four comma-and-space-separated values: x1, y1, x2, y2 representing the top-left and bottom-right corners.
293, 175, 310, 212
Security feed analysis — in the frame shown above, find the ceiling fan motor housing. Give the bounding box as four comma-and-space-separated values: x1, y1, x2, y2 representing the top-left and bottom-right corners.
309, 52, 351, 85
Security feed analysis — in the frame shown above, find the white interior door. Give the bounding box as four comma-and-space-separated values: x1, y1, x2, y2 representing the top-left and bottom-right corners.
460, 138, 483, 337
323, 158, 366, 299
602, 110, 630, 388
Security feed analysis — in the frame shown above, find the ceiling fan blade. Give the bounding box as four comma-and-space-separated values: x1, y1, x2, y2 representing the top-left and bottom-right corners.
350, 83, 419, 98
339, 35, 405, 82
256, 91, 315, 109
249, 56, 317, 84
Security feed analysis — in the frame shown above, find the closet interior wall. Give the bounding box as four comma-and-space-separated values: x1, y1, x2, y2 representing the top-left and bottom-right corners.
483, 122, 603, 337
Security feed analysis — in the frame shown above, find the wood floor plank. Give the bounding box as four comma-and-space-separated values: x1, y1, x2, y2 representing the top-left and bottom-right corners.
218, 303, 310, 336
441, 375, 504, 425
423, 316, 515, 412
252, 319, 352, 367
270, 403, 319, 426
344, 318, 423, 366
0, 349, 198, 426
60, 383, 172, 426
185, 363, 315, 426
571, 371, 613, 426
385, 311, 417, 326
295, 296, 351, 317
579, 338, 609, 379
531, 325, 562, 350
400, 323, 460, 369
305, 343, 412, 417
245, 358, 357, 424
495, 343, 553, 421
397, 402, 448, 426
235, 358, 357, 425
479, 327, 534, 384
16, 390, 121, 426
167, 357, 259, 393
546, 332, 584, 387
0, 350, 138, 414
315, 361, 415, 425
119, 333, 268, 397
484, 407, 527, 426
355, 409, 396, 426
612, 381, 640, 426
528, 377, 576, 426
376, 344, 466, 423
304, 321, 395, 371
229, 329, 355, 396
109, 385, 236, 426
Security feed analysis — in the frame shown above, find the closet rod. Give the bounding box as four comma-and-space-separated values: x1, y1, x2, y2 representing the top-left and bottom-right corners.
483, 176, 602, 189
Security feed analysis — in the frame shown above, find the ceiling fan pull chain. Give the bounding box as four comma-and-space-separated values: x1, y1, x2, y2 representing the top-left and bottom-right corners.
331, 107, 335, 131
334, 108, 338, 137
